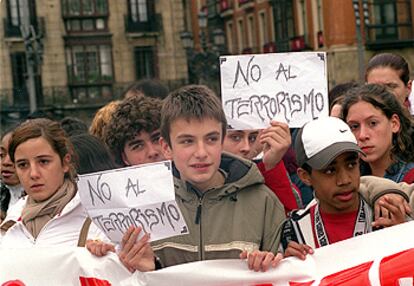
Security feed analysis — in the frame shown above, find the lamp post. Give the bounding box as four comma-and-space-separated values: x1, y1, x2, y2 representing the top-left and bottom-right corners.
198, 11, 208, 51
353, 0, 366, 81
20, 7, 44, 113
180, 11, 225, 93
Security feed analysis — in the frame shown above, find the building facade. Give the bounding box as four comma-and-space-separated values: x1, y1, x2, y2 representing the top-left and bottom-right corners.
0, 0, 188, 127
184, 0, 414, 90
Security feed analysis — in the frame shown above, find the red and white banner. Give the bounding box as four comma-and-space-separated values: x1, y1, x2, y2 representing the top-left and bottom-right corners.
1, 221, 414, 286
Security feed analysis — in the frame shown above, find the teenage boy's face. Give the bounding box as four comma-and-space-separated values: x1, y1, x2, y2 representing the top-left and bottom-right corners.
122, 129, 164, 166
223, 130, 259, 160
299, 152, 360, 213
161, 117, 224, 192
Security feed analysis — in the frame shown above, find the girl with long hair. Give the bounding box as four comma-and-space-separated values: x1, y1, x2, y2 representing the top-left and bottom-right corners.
342, 84, 414, 183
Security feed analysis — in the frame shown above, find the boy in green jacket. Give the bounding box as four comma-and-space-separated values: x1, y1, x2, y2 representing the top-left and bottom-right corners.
88, 85, 286, 272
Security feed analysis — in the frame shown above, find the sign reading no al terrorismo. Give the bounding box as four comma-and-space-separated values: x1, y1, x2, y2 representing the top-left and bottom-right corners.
220, 52, 329, 129
78, 161, 188, 243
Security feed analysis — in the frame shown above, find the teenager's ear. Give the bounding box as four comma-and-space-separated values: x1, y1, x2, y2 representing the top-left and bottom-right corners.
62, 153, 71, 173
160, 137, 173, 160
121, 151, 130, 166
297, 168, 312, 187
390, 113, 401, 134
407, 79, 412, 94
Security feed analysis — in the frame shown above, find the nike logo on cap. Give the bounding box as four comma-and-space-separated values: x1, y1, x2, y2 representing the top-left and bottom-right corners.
339, 129, 347, 133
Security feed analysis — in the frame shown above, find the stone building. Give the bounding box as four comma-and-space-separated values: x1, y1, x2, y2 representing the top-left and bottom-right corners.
185, 0, 414, 89
0, 0, 188, 127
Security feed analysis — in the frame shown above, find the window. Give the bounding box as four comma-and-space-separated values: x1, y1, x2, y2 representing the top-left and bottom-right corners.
66, 44, 113, 103
247, 15, 255, 50
10, 52, 29, 106
366, 0, 413, 47
226, 22, 234, 53
317, 0, 323, 33
61, 0, 108, 33
126, 0, 157, 32
237, 18, 244, 53
9, 0, 28, 26
373, 0, 398, 39
273, 0, 295, 51
62, 0, 108, 16
258, 11, 268, 51
298, 0, 308, 41
207, 0, 220, 17
134, 46, 156, 80
130, 0, 148, 22
5, 0, 37, 37
316, 0, 324, 47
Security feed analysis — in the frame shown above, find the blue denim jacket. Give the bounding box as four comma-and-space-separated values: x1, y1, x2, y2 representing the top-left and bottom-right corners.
360, 158, 414, 183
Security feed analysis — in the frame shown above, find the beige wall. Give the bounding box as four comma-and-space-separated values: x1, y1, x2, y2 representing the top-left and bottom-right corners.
110, 0, 187, 87
38, 0, 67, 88
0, 0, 13, 98
157, 0, 188, 83
326, 47, 414, 90
0, 0, 188, 108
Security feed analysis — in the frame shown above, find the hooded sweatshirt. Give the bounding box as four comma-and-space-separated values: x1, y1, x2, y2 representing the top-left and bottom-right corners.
152, 152, 286, 268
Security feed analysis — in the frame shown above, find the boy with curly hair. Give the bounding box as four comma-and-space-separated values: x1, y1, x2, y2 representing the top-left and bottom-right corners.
104, 92, 164, 166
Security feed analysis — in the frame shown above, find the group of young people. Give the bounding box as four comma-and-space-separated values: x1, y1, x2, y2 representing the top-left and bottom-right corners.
0, 53, 413, 277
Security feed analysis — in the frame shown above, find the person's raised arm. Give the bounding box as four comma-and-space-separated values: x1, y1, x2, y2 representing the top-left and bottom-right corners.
260, 121, 291, 171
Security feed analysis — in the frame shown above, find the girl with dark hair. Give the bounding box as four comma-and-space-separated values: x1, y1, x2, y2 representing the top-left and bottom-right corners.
0, 118, 105, 246
366, 53, 412, 111
0, 127, 25, 224
342, 84, 414, 183
70, 133, 118, 175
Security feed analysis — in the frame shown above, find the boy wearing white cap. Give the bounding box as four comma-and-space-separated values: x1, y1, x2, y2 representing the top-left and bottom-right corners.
280, 116, 407, 258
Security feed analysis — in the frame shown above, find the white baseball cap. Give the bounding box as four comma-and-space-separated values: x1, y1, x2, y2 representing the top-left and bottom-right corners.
295, 117, 364, 170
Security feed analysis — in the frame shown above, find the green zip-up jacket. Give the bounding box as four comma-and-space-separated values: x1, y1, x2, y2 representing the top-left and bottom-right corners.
152, 152, 286, 268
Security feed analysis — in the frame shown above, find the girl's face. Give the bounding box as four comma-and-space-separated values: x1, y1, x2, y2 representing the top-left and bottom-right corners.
14, 137, 70, 202
366, 67, 412, 105
0, 133, 20, 186
346, 101, 400, 166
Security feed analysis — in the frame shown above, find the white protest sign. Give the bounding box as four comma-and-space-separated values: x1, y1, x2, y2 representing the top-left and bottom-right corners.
78, 161, 189, 243
220, 52, 328, 129
2, 222, 414, 285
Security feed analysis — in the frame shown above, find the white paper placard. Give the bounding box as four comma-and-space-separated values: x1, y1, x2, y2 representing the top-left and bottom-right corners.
220, 52, 329, 129
78, 161, 188, 243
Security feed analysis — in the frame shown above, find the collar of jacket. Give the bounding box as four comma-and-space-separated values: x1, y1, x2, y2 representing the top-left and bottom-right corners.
172, 152, 265, 203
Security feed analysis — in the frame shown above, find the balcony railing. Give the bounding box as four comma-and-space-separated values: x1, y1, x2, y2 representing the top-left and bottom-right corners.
3, 17, 45, 39
238, 0, 253, 4
124, 14, 160, 34
241, 47, 253, 54
3, 19, 21, 37
238, 0, 254, 9
365, 23, 414, 50
220, 0, 233, 12
317, 31, 324, 48
263, 42, 277, 53
290, 35, 306, 51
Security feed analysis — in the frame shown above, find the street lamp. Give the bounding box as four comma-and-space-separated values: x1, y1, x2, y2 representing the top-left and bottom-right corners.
212, 28, 225, 53
180, 31, 194, 50
180, 31, 196, 83
180, 10, 226, 93
198, 11, 208, 51
198, 11, 207, 29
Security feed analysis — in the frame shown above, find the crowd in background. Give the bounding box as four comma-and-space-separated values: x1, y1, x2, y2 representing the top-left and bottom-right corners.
0, 52, 413, 273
